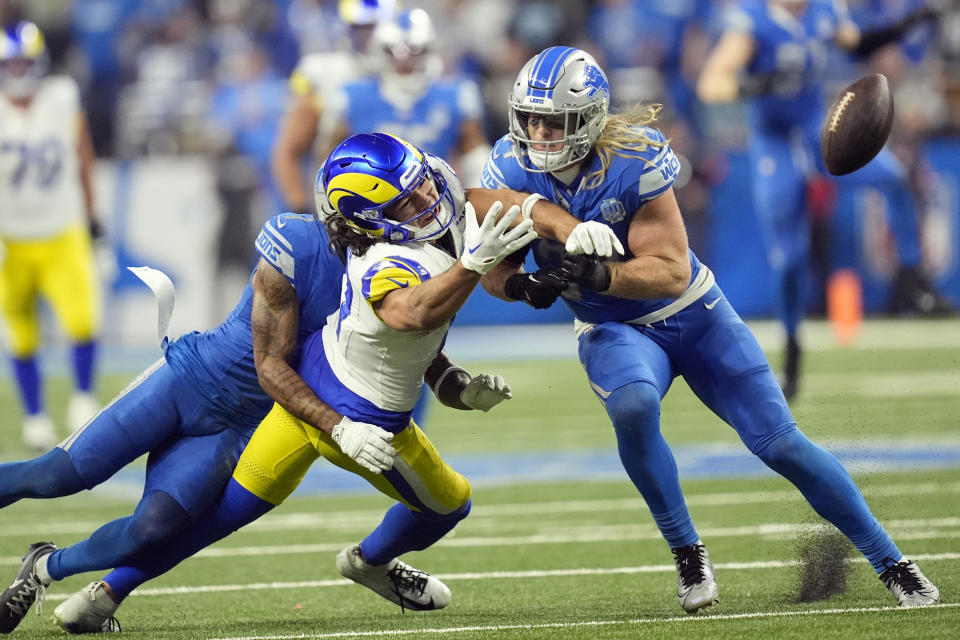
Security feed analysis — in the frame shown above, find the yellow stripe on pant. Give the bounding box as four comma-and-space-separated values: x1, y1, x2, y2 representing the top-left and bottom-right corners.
233, 403, 471, 513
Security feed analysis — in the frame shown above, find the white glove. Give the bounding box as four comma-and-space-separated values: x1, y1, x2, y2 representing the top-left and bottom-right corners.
331, 417, 397, 474
460, 201, 538, 274
460, 373, 512, 411
564, 221, 624, 257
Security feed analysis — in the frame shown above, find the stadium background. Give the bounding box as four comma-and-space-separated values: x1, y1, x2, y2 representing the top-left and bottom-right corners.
1, 0, 959, 343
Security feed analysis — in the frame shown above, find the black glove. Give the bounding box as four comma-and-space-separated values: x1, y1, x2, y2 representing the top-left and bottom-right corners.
560, 253, 611, 292
504, 268, 568, 309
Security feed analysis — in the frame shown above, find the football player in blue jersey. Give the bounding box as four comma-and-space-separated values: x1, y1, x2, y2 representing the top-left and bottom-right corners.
21, 133, 540, 630
480, 46, 940, 612
326, 8, 491, 187
697, 0, 944, 399
0, 203, 499, 633
0, 212, 346, 634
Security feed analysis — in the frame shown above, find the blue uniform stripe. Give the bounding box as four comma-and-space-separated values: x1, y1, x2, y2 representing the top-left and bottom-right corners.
527, 46, 576, 99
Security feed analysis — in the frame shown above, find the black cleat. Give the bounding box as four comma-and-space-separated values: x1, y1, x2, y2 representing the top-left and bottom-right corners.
0, 541, 56, 633
888, 266, 955, 317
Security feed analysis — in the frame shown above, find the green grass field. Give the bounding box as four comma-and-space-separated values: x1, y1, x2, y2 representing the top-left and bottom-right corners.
1, 319, 958, 639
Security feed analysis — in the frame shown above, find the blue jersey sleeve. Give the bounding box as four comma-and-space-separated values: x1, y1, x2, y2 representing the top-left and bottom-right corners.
610, 127, 680, 212
254, 213, 325, 299
481, 135, 530, 191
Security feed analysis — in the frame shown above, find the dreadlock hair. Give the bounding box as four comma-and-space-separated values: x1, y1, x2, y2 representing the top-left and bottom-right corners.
324, 214, 379, 261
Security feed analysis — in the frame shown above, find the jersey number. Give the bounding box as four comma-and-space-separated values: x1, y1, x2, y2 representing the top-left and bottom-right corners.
0, 138, 65, 189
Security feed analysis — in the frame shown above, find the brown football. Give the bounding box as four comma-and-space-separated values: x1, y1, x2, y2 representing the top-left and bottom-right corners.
820, 73, 895, 176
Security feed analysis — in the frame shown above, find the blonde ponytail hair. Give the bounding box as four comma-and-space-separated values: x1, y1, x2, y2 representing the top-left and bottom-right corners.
584, 103, 665, 189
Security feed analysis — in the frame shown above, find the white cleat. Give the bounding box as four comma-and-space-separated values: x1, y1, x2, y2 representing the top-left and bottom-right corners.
22, 414, 57, 451
67, 392, 100, 432
879, 559, 940, 607
51, 581, 121, 633
672, 540, 719, 614
336, 544, 450, 612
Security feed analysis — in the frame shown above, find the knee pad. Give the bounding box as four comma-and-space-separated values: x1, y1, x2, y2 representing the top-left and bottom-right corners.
605, 381, 661, 440
126, 491, 190, 549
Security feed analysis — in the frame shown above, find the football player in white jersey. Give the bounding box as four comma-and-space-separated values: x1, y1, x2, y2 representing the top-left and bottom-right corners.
325, 8, 491, 186
28, 132, 539, 620
0, 21, 104, 449
272, 0, 397, 214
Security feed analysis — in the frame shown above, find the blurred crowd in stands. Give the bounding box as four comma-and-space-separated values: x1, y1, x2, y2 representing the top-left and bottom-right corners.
3, 0, 958, 286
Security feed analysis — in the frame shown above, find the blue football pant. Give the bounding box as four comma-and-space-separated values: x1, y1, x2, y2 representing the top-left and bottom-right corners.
578, 285, 901, 571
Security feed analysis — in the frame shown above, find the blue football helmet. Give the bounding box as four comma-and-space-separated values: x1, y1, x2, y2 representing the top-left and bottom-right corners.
0, 21, 48, 99
316, 132, 457, 243
508, 47, 610, 172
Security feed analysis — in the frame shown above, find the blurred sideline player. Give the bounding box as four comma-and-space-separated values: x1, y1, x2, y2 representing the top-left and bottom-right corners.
0, 20, 103, 449
271, 0, 396, 215
697, 0, 946, 400
326, 8, 491, 187
35, 133, 538, 630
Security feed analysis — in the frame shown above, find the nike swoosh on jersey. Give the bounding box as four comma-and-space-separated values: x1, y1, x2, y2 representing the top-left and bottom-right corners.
277, 217, 287, 228
704, 296, 722, 310
386, 278, 410, 288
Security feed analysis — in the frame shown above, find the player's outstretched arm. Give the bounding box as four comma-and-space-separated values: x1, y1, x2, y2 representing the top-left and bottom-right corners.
425, 351, 512, 412
375, 202, 537, 331
467, 188, 622, 257
570, 189, 690, 300
251, 258, 343, 434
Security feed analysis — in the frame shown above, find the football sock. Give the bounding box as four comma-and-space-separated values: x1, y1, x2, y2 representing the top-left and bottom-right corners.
756, 428, 901, 573
103, 478, 274, 598
605, 381, 699, 548
47, 490, 189, 581
360, 500, 471, 566
71, 340, 97, 392
12, 355, 42, 415
0, 448, 85, 508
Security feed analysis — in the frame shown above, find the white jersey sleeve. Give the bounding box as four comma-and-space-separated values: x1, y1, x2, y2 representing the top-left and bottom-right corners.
321, 241, 458, 412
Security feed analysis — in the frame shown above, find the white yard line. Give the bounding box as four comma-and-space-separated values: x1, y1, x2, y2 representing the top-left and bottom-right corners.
206, 602, 960, 640
35, 551, 960, 604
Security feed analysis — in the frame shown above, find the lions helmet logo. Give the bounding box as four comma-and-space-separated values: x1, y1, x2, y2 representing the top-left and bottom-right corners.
583, 64, 609, 99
